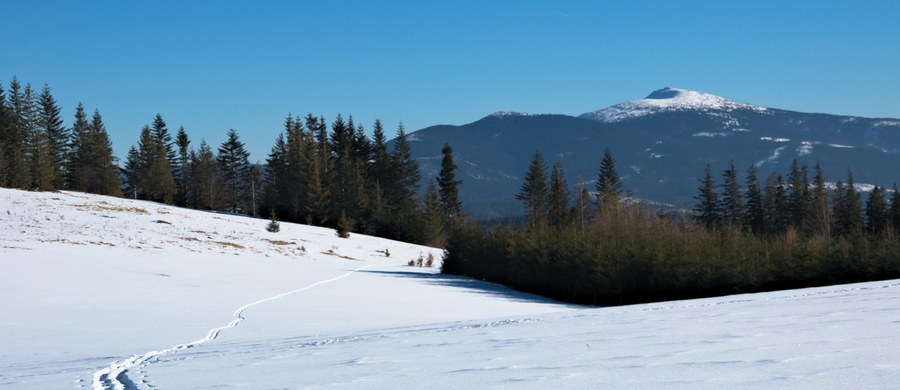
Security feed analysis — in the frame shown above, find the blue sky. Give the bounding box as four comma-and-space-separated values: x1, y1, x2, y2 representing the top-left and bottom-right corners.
3, 1, 899, 161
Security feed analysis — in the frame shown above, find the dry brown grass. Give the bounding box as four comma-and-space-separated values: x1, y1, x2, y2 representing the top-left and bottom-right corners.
216, 241, 245, 249
262, 238, 296, 246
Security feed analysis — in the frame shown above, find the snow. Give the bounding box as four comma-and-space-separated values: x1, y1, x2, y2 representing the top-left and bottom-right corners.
581, 87, 767, 123
797, 141, 814, 156
828, 143, 855, 149
2, 188, 900, 389
760, 137, 791, 143
755, 146, 787, 167
692, 132, 730, 137
486, 111, 539, 119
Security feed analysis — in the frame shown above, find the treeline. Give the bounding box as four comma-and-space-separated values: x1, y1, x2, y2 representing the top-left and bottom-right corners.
1, 75, 465, 246
442, 150, 900, 305
0, 77, 120, 194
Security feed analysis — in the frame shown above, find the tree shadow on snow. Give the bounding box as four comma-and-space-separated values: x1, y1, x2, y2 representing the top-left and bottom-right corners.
359, 269, 580, 307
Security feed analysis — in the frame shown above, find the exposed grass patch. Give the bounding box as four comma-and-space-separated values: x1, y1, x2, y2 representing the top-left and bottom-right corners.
262, 238, 296, 246
216, 241, 245, 249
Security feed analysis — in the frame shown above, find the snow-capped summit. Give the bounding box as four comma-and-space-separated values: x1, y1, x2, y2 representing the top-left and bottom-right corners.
580, 87, 767, 123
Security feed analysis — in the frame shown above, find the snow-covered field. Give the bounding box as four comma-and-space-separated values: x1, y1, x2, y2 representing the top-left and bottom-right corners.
2, 188, 899, 389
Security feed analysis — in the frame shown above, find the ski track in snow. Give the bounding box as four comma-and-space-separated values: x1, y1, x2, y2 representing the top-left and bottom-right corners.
91, 264, 380, 390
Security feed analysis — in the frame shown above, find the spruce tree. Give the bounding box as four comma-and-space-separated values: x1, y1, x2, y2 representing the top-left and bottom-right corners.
264, 133, 288, 217
744, 164, 765, 234
175, 127, 190, 206
763, 173, 789, 235
548, 161, 569, 227
29, 126, 56, 191
517, 150, 549, 230
151, 113, 176, 169
890, 184, 900, 234
192, 140, 221, 210
422, 180, 445, 246
6, 79, 32, 188
693, 163, 719, 229
832, 170, 863, 237
865, 185, 888, 234
437, 143, 462, 222
573, 178, 593, 233
37, 84, 67, 188
810, 164, 830, 236
596, 147, 622, 212
67, 103, 90, 189
83, 110, 121, 196
786, 160, 811, 231
217, 129, 250, 213
123, 145, 141, 199
388, 123, 421, 217
719, 161, 743, 227
0, 82, 11, 185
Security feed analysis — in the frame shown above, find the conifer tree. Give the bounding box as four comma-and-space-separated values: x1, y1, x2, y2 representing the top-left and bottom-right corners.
0, 82, 11, 185
123, 145, 141, 199
548, 161, 569, 227
890, 184, 900, 234
763, 173, 789, 235
437, 143, 462, 222
517, 150, 549, 230
151, 113, 176, 169
37, 84, 67, 188
67, 103, 90, 189
175, 127, 190, 206
29, 126, 56, 191
719, 161, 743, 227
387, 123, 421, 217
573, 178, 592, 233
422, 180, 445, 246
217, 129, 250, 213
787, 160, 811, 231
693, 163, 719, 229
810, 164, 831, 236
832, 170, 863, 237
82, 110, 121, 196
596, 147, 622, 212
744, 164, 765, 234
264, 133, 288, 217
191, 140, 221, 210
6, 78, 32, 188
865, 185, 888, 234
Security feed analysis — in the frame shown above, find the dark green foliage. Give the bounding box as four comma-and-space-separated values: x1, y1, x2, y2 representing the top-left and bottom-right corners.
444, 156, 900, 306
891, 184, 900, 234
810, 164, 831, 236
437, 143, 462, 221
547, 161, 569, 227
865, 185, 888, 234
744, 165, 765, 234
37, 84, 67, 188
421, 180, 446, 247
595, 147, 622, 213
786, 160, 811, 232
719, 161, 743, 227
72, 110, 121, 196
217, 129, 250, 213
832, 170, 863, 237
516, 150, 549, 230
175, 127, 190, 206
266, 209, 281, 233
693, 164, 719, 229
190, 140, 222, 210
336, 210, 353, 238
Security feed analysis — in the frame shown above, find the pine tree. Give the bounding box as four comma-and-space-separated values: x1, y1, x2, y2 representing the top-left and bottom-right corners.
832, 170, 863, 237
83, 110, 121, 196
865, 185, 888, 234
573, 177, 592, 233
217, 129, 250, 213
744, 164, 765, 234
810, 164, 831, 236
693, 163, 719, 229
786, 160, 811, 231
763, 173, 789, 235
4, 78, 30, 188
0, 82, 11, 185
29, 126, 56, 191
437, 143, 462, 222
517, 150, 549, 230
596, 147, 622, 212
422, 180, 445, 246
548, 161, 569, 227
151, 113, 176, 169
67, 103, 90, 189
123, 146, 141, 199
719, 160, 743, 227
264, 132, 288, 217
191, 140, 221, 210
266, 209, 281, 233
37, 84, 67, 188
387, 123, 421, 217
175, 127, 190, 206
890, 184, 900, 234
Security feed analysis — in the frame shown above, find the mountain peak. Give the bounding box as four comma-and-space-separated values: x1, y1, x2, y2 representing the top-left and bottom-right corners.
580, 87, 767, 123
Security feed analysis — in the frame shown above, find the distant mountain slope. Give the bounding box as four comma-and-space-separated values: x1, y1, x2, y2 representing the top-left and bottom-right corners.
398, 88, 900, 218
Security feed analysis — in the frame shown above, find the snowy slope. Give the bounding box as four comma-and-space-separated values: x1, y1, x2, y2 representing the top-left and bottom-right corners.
580, 87, 768, 123
2, 188, 900, 389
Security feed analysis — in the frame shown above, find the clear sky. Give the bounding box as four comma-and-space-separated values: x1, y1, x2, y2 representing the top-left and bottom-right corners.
3, 1, 899, 162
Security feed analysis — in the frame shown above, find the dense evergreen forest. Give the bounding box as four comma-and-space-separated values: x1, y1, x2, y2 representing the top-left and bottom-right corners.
0, 76, 461, 246
442, 149, 900, 305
